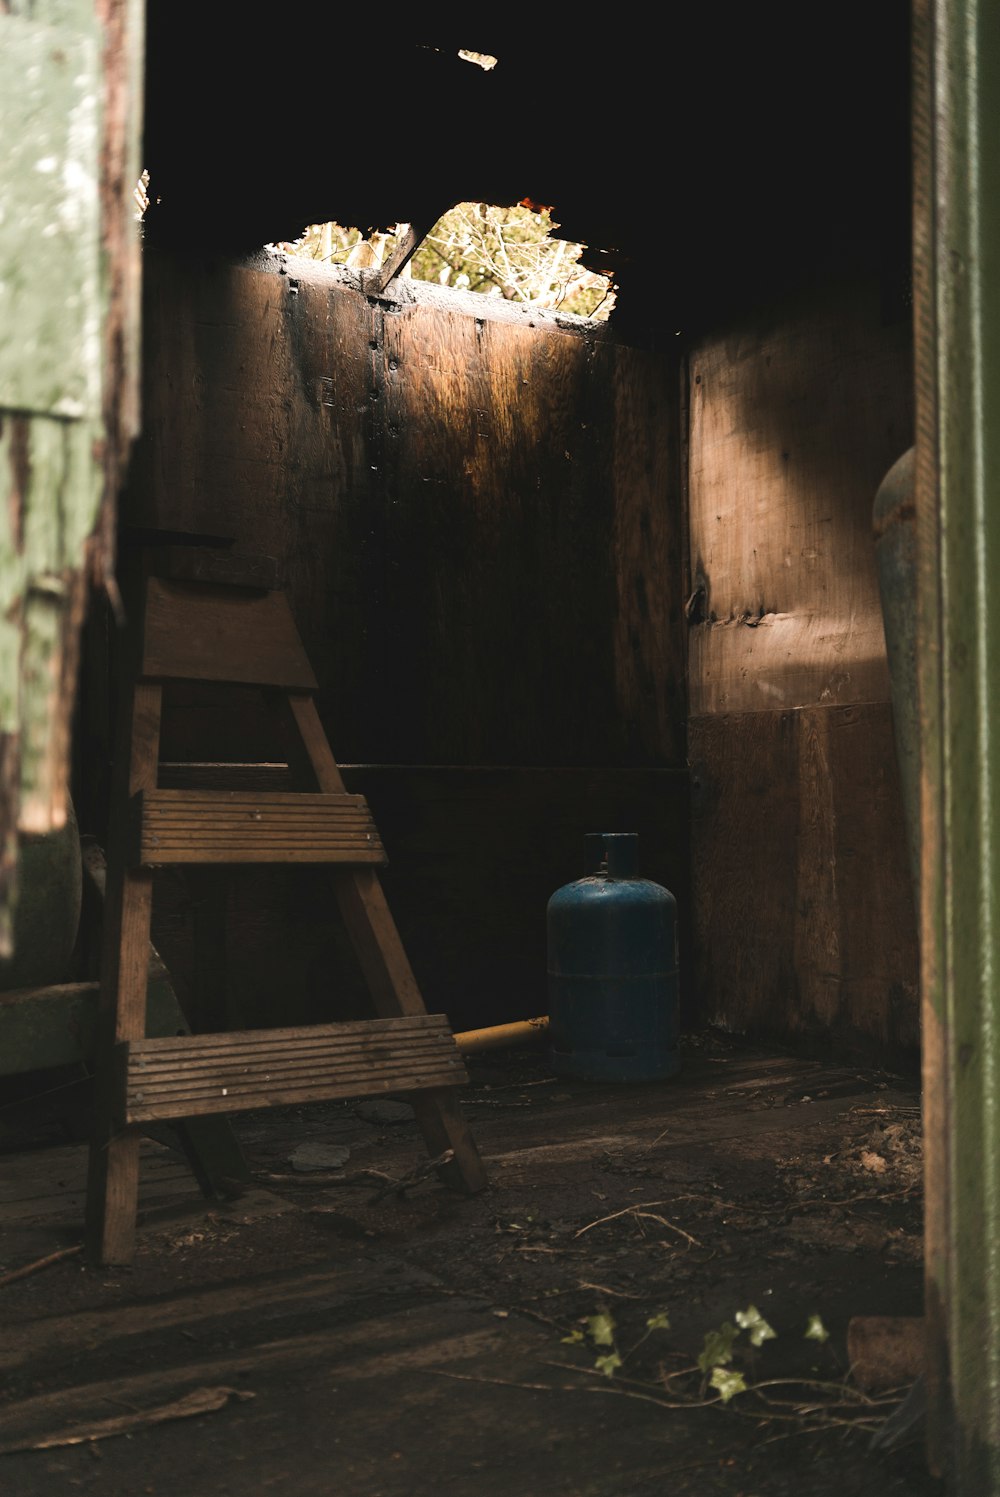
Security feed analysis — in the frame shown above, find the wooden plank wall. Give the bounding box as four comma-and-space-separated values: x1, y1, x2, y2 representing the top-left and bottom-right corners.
100, 250, 688, 1034
687, 276, 919, 1065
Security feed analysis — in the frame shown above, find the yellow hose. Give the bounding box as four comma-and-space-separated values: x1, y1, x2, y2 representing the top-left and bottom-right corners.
453, 1016, 549, 1054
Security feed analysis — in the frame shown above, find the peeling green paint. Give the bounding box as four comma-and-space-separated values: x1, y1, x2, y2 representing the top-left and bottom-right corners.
0, 9, 102, 419
0, 0, 109, 956
0, 413, 101, 832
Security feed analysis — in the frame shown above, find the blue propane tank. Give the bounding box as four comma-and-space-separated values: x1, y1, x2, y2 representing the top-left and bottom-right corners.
547, 833, 680, 1082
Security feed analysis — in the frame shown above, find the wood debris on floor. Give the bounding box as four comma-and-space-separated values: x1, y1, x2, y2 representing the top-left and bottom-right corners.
0, 1031, 942, 1497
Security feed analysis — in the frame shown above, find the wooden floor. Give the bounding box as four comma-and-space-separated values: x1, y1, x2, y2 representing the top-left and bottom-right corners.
0, 1036, 940, 1497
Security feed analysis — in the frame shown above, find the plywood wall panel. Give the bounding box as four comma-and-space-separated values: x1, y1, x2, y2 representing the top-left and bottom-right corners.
379, 304, 683, 764
611, 349, 686, 760
687, 281, 913, 714
130, 253, 683, 769
376, 305, 592, 764
689, 704, 920, 1064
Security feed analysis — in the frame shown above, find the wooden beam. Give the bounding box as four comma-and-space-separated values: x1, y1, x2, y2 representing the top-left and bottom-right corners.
120, 1014, 469, 1123
132, 788, 386, 866
370, 220, 435, 294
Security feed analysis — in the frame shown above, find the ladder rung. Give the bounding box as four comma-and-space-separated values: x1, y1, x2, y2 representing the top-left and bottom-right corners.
117, 1015, 469, 1123
131, 788, 387, 865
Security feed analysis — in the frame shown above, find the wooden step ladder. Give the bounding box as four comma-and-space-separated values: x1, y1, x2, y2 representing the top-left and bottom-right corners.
85, 565, 487, 1265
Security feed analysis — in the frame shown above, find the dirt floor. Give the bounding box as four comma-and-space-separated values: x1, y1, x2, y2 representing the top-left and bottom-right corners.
0, 1030, 943, 1497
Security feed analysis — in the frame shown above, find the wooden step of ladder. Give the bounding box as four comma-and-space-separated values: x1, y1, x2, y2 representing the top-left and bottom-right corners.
86, 565, 486, 1265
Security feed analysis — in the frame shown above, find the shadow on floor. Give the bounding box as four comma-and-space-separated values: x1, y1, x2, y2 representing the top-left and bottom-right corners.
0, 1031, 941, 1497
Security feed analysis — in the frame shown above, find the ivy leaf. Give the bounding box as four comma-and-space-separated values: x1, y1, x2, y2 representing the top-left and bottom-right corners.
586, 1312, 617, 1347
710, 1367, 748, 1403
595, 1351, 623, 1378
735, 1305, 777, 1347
646, 1311, 671, 1331
561, 1329, 585, 1344
804, 1314, 830, 1343
698, 1321, 739, 1373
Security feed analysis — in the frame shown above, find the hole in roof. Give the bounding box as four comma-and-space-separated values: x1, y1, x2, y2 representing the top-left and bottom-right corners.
458, 49, 498, 70
267, 203, 616, 322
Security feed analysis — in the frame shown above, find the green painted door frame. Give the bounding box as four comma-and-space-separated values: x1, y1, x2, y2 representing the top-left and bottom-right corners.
915, 0, 1000, 1486
0, 0, 144, 947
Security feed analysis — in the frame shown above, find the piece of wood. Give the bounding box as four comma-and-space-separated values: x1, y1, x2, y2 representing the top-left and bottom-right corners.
689, 702, 919, 1064
0, 1245, 83, 1289
370, 220, 434, 294
276, 690, 486, 1189
0, 1385, 254, 1455
277, 696, 426, 1013
132, 789, 385, 865
144, 546, 281, 591
277, 692, 486, 1188
405, 1088, 489, 1195
77, 836, 252, 1196
279, 693, 348, 793
86, 679, 162, 1265
141, 577, 317, 688
116, 684, 163, 1044
0, 983, 100, 1076
686, 277, 913, 715
119, 1015, 468, 1123
158, 762, 294, 791
331, 868, 427, 1018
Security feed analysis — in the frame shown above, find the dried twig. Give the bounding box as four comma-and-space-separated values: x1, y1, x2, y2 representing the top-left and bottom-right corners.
539, 1360, 721, 1411
0, 1244, 83, 1287
743, 1376, 899, 1408
430, 1369, 576, 1393
755, 1189, 917, 1215
0, 1386, 254, 1455
257, 1168, 391, 1189
575, 1200, 667, 1235
574, 1200, 701, 1247
259, 1149, 458, 1199
550, 1359, 901, 1436
576, 1280, 645, 1300
459, 1098, 535, 1107
368, 1149, 455, 1203
633, 1211, 702, 1248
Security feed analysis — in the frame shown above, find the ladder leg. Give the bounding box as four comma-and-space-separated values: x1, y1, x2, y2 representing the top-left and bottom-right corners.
146, 960, 253, 1197
85, 867, 152, 1264
83, 839, 252, 1204
166, 1117, 252, 1199
277, 693, 486, 1194
86, 1132, 141, 1267
334, 868, 487, 1194
86, 682, 163, 1265
408, 1091, 489, 1194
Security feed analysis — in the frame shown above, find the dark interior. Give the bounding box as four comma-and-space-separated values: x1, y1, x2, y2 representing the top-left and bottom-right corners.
0, 14, 940, 1495
141, 7, 912, 342
65, 3, 918, 1066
